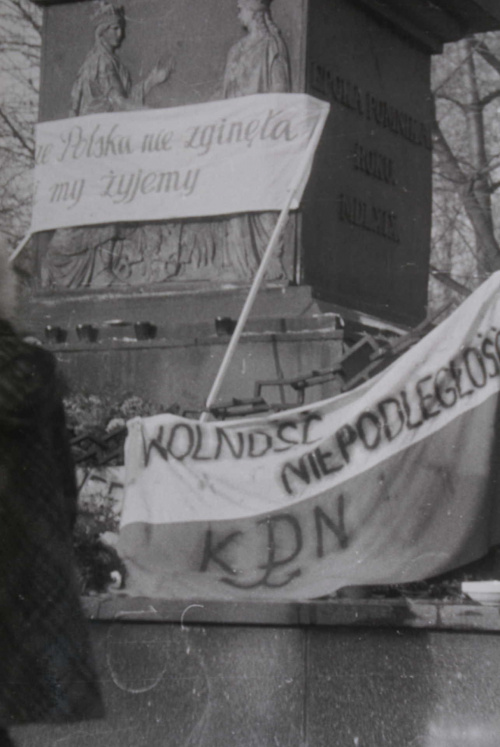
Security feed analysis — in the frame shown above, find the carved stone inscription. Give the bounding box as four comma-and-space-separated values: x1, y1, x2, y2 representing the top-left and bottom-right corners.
352, 142, 396, 186
310, 61, 432, 150
302, 0, 433, 324
310, 60, 431, 252
338, 193, 400, 244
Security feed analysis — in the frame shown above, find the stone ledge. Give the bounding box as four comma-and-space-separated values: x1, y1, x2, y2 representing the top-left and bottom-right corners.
44, 327, 343, 353
19, 284, 323, 338
81, 595, 500, 632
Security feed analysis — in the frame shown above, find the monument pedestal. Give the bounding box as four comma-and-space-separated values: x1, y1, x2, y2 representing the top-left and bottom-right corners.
20, 283, 320, 336
20, 284, 343, 411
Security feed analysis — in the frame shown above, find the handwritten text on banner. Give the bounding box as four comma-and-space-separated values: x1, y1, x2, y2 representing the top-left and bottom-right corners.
118, 273, 500, 600
32, 93, 329, 233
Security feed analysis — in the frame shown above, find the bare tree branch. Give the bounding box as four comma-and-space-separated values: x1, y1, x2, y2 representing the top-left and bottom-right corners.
4, 0, 41, 35
478, 88, 500, 108
434, 92, 468, 110
429, 265, 472, 297
0, 0, 41, 245
0, 107, 35, 157
471, 39, 500, 76
433, 120, 500, 274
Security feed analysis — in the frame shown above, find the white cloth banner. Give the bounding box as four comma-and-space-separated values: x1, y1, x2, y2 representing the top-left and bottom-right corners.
31, 93, 329, 233
118, 273, 500, 600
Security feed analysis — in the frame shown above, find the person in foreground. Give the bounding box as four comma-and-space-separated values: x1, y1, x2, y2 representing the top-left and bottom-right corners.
0, 252, 104, 746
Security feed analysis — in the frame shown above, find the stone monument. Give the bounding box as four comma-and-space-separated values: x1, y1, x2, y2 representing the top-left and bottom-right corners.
24, 0, 500, 409
38, 0, 296, 292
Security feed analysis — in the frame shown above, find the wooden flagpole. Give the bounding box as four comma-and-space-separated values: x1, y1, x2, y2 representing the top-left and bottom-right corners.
8, 232, 33, 264
200, 117, 325, 422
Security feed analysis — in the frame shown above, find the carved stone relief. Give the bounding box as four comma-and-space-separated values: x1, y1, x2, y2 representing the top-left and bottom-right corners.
42, 0, 292, 290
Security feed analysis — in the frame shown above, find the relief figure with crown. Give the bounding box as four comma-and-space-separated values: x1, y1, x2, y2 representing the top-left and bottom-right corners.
42, 1, 177, 289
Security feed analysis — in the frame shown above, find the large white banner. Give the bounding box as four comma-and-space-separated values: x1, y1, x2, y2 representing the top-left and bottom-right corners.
118, 273, 500, 600
32, 93, 329, 233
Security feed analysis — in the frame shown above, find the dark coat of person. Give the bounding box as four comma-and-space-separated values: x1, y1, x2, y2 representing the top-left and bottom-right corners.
0, 319, 104, 726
